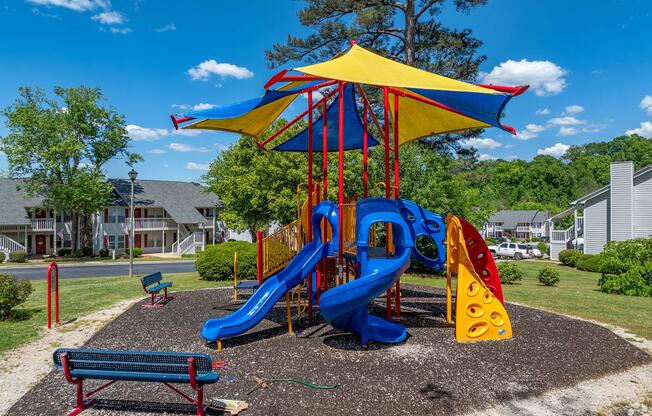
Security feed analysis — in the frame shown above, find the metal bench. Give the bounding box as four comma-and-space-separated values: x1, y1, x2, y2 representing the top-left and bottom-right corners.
140, 272, 174, 307
53, 348, 219, 416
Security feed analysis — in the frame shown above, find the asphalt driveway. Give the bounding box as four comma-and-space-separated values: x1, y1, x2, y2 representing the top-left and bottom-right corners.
0, 261, 196, 280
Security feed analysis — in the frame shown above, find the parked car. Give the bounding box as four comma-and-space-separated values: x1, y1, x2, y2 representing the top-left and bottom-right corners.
488, 242, 530, 259
525, 244, 542, 257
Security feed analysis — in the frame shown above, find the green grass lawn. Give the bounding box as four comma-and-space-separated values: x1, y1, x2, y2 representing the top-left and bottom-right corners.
403, 260, 652, 340
0, 273, 230, 355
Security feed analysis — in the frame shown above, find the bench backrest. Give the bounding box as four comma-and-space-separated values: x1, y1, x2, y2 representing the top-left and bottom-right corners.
141, 272, 163, 288
53, 348, 213, 377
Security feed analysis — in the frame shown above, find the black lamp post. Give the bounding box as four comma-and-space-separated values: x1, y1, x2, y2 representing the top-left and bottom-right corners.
128, 168, 137, 278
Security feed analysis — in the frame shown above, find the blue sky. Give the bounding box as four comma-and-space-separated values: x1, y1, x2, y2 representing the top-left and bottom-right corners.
0, 0, 651, 181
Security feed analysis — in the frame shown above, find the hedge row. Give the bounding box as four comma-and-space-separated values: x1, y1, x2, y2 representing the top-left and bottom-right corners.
195, 241, 257, 281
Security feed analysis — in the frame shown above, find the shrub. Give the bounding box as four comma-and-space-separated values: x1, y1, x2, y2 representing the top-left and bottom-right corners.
97, 248, 110, 258
537, 242, 549, 256
598, 263, 652, 297
558, 249, 582, 267
0, 273, 33, 320
196, 241, 257, 281
538, 267, 560, 286
57, 248, 72, 257
575, 254, 601, 272
597, 238, 652, 297
125, 248, 143, 258
498, 262, 523, 284
80, 246, 93, 257
9, 251, 27, 263
484, 237, 496, 246
0, 252, 5, 263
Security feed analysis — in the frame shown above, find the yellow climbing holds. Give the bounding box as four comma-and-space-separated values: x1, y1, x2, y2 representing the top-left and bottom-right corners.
446, 214, 512, 342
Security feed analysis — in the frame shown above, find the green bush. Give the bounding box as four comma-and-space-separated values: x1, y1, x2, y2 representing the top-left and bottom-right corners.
575, 254, 602, 272
537, 242, 549, 256
196, 242, 257, 281
598, 238, 652, 296
0, 252, 5, 263
124, 248, 143, 258
9, 251, 27, 263
558, 249, 582, 267
56, 248, 72, 257
484, 237, 496, 246
498, 262, 523, 284
538, 267, 560, 286
0, 273, 33, 320
97, 248, 110, 258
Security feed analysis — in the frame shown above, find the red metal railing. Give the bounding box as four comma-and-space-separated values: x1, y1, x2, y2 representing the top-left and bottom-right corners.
47, 261, 59, 329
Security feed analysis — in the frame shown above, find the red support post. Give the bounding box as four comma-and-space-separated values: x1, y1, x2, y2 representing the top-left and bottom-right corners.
363, 105, 369, 199
383, 87, 392, 319
322, 100, 328, 200
337, 82, 345, 286
307, 91, 314, 322
256, 230, 263, 285
393, 93, 401, 317
47, 261, 59, 329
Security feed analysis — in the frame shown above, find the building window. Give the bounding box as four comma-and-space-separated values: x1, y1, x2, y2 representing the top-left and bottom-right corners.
147, 234, 162, 248
108, 235, 125, 250
108, 207, 126, 224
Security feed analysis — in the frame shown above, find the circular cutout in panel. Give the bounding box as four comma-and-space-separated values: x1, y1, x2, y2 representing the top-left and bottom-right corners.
482, 291, 494, 304
477, 252, 484, 260
467, 238, 477, 247
481, 269, 489, 277
466, 322, 489, 338
490, 312, 505, 326
466, 303, 485, 318
467, 281, 480, 297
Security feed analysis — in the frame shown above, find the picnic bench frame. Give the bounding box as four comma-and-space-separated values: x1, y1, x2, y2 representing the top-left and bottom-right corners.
53, 348, 219, 416
140, 272, 174, 308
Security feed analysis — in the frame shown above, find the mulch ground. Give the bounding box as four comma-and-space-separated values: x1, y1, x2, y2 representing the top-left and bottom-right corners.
7, 285, 651, 416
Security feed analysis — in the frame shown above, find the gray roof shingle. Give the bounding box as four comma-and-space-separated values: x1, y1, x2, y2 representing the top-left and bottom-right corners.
487, 210, 550, 230
0, 179, 44, 225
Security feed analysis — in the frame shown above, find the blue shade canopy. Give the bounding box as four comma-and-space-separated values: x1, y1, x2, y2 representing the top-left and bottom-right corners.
273, 84, 379, 152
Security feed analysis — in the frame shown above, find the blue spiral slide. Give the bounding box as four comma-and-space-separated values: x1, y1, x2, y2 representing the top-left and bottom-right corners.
201, 198, 446, 346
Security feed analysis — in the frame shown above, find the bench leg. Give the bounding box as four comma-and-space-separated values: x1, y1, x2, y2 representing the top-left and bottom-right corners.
196, 386, 204, 416
66, 379, 95, 416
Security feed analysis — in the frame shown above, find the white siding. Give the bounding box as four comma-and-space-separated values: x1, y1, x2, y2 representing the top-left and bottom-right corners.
610, 162, 634, 241
634, 169, 652, 238
584, 193, 609, 254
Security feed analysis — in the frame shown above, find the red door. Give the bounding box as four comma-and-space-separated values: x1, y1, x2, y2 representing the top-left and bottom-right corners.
134, 234, 142, 248
36, 235, 47, 255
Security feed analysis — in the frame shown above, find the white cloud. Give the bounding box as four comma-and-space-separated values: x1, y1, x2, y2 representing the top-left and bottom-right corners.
169, 143, 211, 153
26, 0, 109, 12
155, 23, 176, 32
537, 142, 570, 158
640, 95, 652, 115
126, 124, 168, 141
535, 108, 550, 116
172, 104, 190, 111
301, 90, 325, 101
192, 103, 216, 111
186, 162, 210, 171
91, 10, 123, 24
480, 59, 567, 96
187, 59, 254, 81
460, 137, 502, 149
108, 27, 131, 35
548, 116, 586, 126
504, 144, 515, 149
558, 126, 579, 136
478, 153, 497, 161
147, 149, 166, 154
563, 105, 584, 115
173, 129, 203, 137
625, 121, 652, 138
517, 123, 546, 140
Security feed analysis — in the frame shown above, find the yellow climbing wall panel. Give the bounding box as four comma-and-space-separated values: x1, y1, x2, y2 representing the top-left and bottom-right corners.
446, 214, 512, 342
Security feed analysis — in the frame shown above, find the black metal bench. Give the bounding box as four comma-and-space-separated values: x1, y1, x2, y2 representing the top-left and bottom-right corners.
140, 272, 174, 307
53, 348, 219, 416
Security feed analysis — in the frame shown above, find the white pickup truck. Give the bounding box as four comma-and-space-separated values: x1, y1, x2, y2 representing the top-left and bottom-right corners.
488, 242, 530, 259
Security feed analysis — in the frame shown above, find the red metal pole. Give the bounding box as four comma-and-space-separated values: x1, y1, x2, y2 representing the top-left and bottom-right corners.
322, 100, 328, 200
363, 105, 369, 199
393, 93, 401, 317
337, 82, 345, 286
54, 263, 59, 324
256, 230, 263, 285
47, 263, 51, 329
383, 87, 392, 319
307, 91, 314, 322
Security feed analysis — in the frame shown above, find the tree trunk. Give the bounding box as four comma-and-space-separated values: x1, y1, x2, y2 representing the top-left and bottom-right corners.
71, 212, 79, 251
404, 0, 416, 66
250, 229, 258, 243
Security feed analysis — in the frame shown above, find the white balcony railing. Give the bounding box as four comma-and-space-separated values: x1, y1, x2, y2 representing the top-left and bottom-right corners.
575, 216, 584, 233
133, 218, 175, 230
516, 225, 532, 232
551, 225, 575, 243
30, 218, 55, 231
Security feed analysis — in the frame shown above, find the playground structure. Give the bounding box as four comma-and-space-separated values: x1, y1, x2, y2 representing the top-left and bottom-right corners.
171, 42, 526, 347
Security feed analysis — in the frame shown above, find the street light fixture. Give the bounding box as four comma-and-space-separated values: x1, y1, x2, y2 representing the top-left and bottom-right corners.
128, 168, 137, 278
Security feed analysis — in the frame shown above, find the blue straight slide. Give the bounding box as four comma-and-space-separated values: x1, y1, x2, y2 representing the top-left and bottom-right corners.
201, 241, 329, 343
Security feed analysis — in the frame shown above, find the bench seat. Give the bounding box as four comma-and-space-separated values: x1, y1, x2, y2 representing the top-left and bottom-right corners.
62, 368, 218, 384
146, 281, 173, 294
